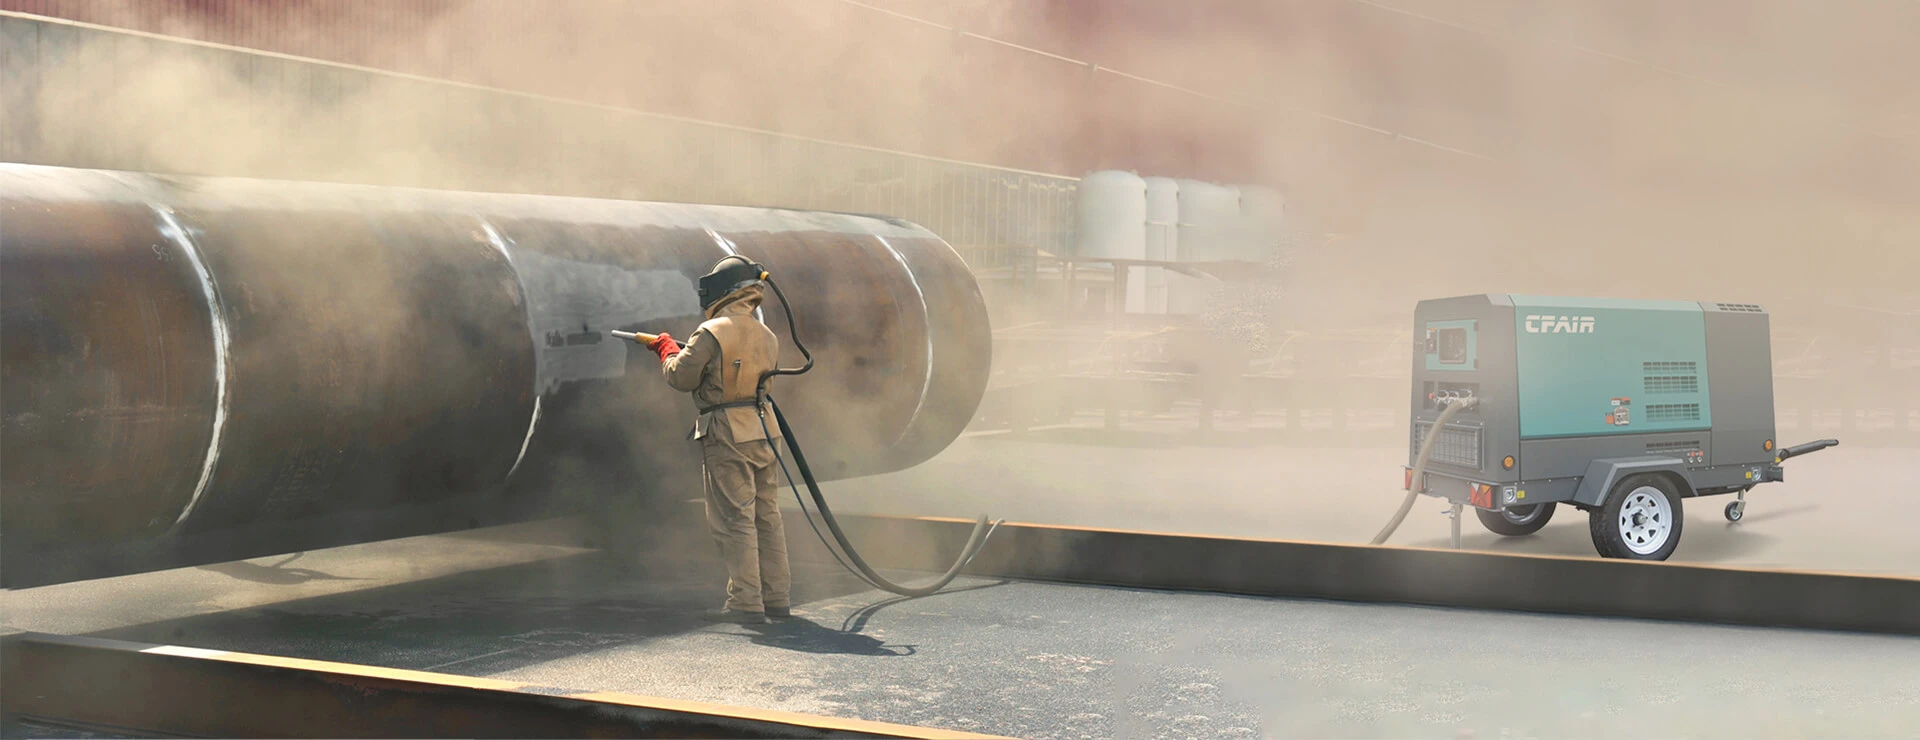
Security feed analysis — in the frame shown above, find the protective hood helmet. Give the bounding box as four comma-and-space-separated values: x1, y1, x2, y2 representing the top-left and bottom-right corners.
697, 255, 767, 311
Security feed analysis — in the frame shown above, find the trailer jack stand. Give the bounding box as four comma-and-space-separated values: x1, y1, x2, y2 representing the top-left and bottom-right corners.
1447, 502, 1463, 549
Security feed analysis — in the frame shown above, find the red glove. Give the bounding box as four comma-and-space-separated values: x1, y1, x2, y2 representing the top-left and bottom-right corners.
648, 331, 681, 361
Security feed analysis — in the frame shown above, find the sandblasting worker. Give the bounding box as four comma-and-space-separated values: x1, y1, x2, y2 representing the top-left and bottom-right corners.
636, 256, 790, 625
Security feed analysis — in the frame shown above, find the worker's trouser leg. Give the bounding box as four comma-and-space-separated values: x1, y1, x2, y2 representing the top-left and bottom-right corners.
702, 435, 788, 612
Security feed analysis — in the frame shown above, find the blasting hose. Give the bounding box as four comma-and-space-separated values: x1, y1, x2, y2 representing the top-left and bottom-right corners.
754, 274, 1003, 598
1371, 397, 1478, 545
760, 400, 1000, 596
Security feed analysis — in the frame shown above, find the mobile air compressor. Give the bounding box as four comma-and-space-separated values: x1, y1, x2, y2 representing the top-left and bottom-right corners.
1388, 295, 1837, 561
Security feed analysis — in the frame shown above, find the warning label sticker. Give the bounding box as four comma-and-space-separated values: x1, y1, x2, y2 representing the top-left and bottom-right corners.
1608, 397, 1631, 426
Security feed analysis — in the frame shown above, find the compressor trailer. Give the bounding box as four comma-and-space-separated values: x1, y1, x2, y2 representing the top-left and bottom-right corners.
1403, 295, 1837, 561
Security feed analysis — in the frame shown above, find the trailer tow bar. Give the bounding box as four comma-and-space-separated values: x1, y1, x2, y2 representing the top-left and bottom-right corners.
1728, 438, 1841, 522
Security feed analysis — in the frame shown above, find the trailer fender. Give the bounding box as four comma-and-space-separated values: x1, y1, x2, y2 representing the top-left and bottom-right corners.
1572, 457, 1695, 507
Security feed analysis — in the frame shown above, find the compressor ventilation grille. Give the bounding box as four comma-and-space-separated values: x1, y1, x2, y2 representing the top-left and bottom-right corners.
1646, 440, 1702, 454
1645, 376, 1699, 394
1645, 403, 1702, 422
1716, 302, 1764, 313
1644, 362, 1700, 394
1412, 422, 1482, 468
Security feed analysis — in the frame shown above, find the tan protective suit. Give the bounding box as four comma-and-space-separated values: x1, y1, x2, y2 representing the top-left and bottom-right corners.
661, 283, 789, 613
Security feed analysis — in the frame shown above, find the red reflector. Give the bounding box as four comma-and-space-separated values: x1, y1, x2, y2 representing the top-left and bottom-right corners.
1469, 484, 1493, 508
1404, 469, 1414, 490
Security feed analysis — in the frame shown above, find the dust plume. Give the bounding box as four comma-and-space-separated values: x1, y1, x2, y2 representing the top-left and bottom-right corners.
788, 0, 1919, 577
4, 0, 1915, 584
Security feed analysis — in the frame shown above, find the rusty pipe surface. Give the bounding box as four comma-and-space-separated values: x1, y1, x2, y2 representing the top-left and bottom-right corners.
0, 164, 992, 588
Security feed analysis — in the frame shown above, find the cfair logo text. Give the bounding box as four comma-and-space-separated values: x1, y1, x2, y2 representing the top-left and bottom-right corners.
1525, 315, 1596, 334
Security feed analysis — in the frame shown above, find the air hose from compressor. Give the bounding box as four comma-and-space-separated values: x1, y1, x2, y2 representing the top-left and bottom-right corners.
1370, 396, 1477, 545
741, 267, 1003, 598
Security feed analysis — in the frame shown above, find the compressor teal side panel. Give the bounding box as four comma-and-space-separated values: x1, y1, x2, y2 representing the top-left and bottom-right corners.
1510, 295, 1705, 313
1510, 297, 1712, 439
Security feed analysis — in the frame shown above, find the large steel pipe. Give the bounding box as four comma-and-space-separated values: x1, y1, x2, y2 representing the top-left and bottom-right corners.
0, 164, 992, 588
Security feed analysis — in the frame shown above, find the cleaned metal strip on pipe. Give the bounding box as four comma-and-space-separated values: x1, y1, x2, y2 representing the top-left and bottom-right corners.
475, 218, 542, 484
148, 204, 232, 528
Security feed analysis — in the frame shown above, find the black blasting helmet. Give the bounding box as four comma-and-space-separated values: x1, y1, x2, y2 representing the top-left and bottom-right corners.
697, 255, 768, 311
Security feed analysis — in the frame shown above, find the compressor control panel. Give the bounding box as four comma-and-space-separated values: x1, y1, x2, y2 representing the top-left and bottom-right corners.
1423, 319, 1478, 372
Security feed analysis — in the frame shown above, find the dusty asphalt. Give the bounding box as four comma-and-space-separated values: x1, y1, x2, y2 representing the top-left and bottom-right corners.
6, 411, 1917, 738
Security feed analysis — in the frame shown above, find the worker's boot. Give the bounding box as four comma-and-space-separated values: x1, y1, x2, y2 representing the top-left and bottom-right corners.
701, 608, 769, 625
765, 606, 792, 620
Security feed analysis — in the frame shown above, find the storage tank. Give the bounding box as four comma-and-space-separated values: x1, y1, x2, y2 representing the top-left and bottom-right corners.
0, 164, 992, 588
1142, 177, 1180, 315
1239, 185, 1286, 263
1073, 170, 1148, 313
1169, 179, 1241, 314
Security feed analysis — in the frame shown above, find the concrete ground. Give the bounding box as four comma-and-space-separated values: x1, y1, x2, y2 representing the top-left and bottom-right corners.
828, 411, 1920, 577
5, 515, 1919, 739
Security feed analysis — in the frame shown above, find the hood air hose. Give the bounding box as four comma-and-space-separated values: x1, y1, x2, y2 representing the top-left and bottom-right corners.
1371, 397, 1477, 545
752, 276, 1003, 597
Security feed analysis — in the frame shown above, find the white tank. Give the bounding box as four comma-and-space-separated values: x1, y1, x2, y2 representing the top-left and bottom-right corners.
1074, 170, 1147, 261
1239, 185, 1286, 263
1169, 179, 1240, 314
1142, 177, 1179, 315
1174, 179, 1241, 262
1074, 170, 1148, 312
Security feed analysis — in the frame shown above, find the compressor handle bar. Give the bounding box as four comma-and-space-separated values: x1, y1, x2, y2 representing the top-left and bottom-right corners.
1776, 438, 1839, 462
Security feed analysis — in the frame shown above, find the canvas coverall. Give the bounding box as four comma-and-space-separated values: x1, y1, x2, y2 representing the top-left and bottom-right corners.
659, 284, 789, 614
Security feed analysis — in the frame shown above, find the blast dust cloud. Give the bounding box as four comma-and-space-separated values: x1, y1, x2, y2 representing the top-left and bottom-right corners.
6, 1, 1915, 581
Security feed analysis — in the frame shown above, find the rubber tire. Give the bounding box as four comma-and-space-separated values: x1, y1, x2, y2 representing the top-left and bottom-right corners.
1724, 501, 1743, 522
1589, 473, 1685, 561
1476, 502, 1556, 536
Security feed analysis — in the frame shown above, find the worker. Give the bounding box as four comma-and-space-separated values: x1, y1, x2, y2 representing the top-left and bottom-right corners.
639, 256, 791, 625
